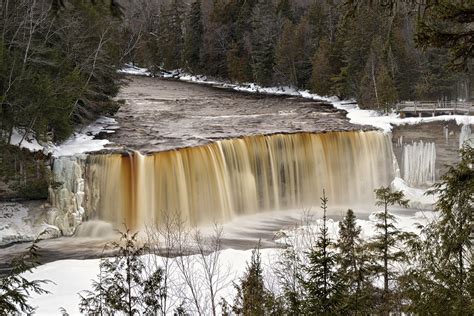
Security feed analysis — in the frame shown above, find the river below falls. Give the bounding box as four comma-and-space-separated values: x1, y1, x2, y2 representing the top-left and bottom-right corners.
0, 206, 424, 275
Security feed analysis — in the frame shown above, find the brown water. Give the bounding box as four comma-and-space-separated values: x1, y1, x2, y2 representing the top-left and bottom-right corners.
109, 76, 371, 152
85, 131, 395, 230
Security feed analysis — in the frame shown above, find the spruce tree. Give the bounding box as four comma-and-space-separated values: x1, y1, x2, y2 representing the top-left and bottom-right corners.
401, 146, 473, 314
183, 0, 203, 73
311, 40, 333, 96
250, 0, 278, 85
429, 145, 473, 311
157, 0, 184, 70
377, 65, 398, 113
79, 229, 165, 315
232, 245, 283, 315
275, 246, 304, 315
302, 190, 342, 314
369, 187, 412, 314
0, 236, 50, 314
337, 209, 376, 314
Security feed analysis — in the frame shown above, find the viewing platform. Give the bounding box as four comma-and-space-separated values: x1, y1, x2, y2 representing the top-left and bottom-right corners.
396, 100, 474, 117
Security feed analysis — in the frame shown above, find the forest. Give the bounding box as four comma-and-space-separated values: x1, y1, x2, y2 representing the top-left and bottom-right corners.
0, 0, 472, 145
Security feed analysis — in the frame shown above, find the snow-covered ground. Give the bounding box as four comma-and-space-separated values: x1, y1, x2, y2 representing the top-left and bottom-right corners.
47, 117, 119, 157
9, 116, 119, 157
25, 210, 436, 315
0, 202, 61, 246
0, 203, 38, 246
9, 129, 45, 152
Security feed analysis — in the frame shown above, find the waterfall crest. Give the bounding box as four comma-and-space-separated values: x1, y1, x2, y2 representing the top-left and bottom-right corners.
50, 131, 396, 232
82, 131, 394, 229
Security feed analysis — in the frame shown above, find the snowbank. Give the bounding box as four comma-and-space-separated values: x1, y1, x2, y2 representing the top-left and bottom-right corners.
275, 209, 435, 248
390, 177, 437, 209
0, 203, 37, 245
48, 117, 119, 157
26, 248, 278, 315
0, 203, 60, 246
9, 129, 44, 152
8, 116, 119, 157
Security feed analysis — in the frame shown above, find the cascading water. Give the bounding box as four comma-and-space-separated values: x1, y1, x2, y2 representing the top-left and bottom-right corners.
50, 131, 396, 232
401, 140, 436, 187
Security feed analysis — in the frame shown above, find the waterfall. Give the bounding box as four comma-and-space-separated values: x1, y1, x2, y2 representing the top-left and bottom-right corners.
402, 140, 436, 187
50, 131, 396, 232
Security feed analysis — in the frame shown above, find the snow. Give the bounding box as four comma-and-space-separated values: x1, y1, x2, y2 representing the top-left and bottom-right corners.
24, 209, 437, 315
275, 208, 436, 248
48, 117, 119, 157
8, 116, 119, 156
0, 202, 61, 246
118, 64, 152, 77
25, 249, 277, 315
391, 177, 437, 209
9, 129, 44, 152
331, 100, 474, 132
10, 64, 472, 156
0, 203, 37, 245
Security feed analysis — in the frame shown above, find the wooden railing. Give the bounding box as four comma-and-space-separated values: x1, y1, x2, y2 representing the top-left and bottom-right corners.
396, 100, 474, 116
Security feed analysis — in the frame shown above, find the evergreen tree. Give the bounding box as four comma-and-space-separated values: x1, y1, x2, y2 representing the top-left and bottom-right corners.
275, 246, 305, 315
337, 209, 376, 314
232, 244, 283, 315
0, 235, 50, 314
302, 190, 342, 314
274, 17, 312, 88
276, 0, 293, 22
377, 65, 398, 113
415, 48, 458, 101
157, 0, 184, 70
227, 41, 253, 82
401, 146, 473, 314
369, 187, 412, 314
429, 145, 473, 308
311, 40, 333, 96
79, 229, 165, 315
250, 0, 278, 85
358, 37, 385, 110
183, 0, 203, 73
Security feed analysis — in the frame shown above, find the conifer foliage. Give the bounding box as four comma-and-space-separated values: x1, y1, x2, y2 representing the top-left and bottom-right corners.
0, 235, 50, 314
401, 145, 473, 315
79, 229, 165, 315
337, 209, 376, 314
302, 190, 342, 314
230, 244, 283, 315
369, 187, 412, 313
